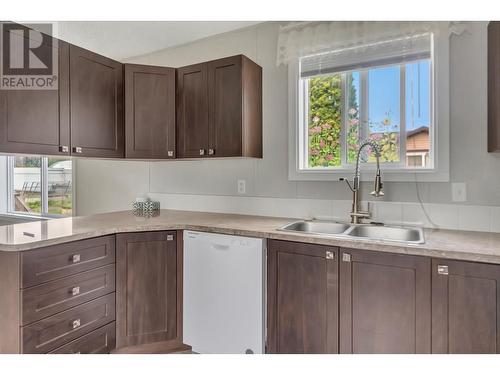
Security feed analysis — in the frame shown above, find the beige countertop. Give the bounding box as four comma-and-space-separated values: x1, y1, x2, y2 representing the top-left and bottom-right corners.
1, 209, 500, 264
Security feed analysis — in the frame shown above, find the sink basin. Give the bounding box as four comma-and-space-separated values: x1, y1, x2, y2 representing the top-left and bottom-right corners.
278, 220, 425, 244
280, 221, 351, 235
346, 225, 424, 244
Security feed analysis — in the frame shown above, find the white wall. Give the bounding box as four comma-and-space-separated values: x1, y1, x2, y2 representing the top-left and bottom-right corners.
75, 22, 500, 229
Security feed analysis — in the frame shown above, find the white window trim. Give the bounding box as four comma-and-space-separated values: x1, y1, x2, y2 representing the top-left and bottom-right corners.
288, 28, 450, 182
6, 156, 75, 218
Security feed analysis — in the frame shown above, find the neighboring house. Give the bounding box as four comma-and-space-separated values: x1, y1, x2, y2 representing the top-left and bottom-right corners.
406, 126, 430, 167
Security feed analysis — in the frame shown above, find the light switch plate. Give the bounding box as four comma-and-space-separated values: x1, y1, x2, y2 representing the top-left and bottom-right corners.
237, 180, 246, 194
452, 182, 467, 202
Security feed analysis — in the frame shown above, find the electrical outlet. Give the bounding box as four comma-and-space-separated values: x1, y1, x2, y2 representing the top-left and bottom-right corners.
237, 180, 246, 194
452, 182, 467, 202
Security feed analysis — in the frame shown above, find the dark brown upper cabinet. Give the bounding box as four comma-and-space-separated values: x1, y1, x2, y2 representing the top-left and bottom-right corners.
489, 21, 500, 152
116, 231, 182, 350
432, 258, 500, 353
0, 24, 70, 155
125, 64, 176, 159
176, 63, 209, 158
177, 55, 262, 159
69, 45, 124, 158
267, 240, 338, 354
339, 248, 431, 354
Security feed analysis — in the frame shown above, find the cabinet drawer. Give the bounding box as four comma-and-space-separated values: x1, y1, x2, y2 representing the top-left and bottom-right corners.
22, 236, 116, 288
22, 264, 116, 325
22, 293, 116, 354
50, 322, 116, 354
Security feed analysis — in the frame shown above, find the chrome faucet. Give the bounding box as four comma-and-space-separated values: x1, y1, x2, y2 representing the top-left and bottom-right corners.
340, 140, 384, 224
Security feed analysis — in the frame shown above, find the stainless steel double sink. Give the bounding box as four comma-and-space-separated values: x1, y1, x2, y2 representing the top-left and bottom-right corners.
279, 220, 424, 244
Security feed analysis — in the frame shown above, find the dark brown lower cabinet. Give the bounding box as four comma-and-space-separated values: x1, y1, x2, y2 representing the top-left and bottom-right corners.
267, 240, 338, 354
267, 239, 434, 354
432, 258, 500, 353
339, 248, 431, 353
116, 231, 183, 350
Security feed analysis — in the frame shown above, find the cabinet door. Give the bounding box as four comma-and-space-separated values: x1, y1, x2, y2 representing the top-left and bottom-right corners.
125, 64, 176, 159
69, 45, 124, 158
432, 258, 500, 353
339, 248, 431, 354
116, 231, 181, 348
176, 63, 208, 158
488, 21, 500, 152
208, 56, 242, 157
0, 25, 70, 155
267, 240, 338, 354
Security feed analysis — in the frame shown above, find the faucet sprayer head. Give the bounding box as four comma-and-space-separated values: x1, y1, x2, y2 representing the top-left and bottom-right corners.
370, 168, 384, 197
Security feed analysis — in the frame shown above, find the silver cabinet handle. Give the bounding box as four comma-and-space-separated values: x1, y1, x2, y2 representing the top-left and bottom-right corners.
326, 251, 334, 260
59, 145, 69, 153
71, 254, 81, 263
437, 265, 449, 275
73, 147, 82, 154
71, 286, 80, 296
208, 148, 215, 155
342, 253, 351, 262
167, 150, 174, 157
72, 319, 81, 329
199, 149, 205, 156
166, 234, 174, 241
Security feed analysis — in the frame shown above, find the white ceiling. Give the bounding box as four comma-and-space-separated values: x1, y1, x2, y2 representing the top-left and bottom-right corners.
47, 21, 260, 61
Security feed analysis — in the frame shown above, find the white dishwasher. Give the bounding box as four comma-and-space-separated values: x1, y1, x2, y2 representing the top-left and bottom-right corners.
183, 230, 265, 354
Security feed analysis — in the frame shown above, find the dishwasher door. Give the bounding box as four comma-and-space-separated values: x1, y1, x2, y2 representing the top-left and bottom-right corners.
183, 230, 265, 354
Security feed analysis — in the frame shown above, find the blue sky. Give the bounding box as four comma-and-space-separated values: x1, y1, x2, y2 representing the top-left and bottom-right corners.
351, 60, 430, 132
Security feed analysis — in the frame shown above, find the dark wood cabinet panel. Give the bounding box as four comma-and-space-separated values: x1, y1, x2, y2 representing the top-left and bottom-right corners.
177, 55, 262, 159
69, 45, 124, 158
125, 64, 176, 159
21, 235, 116, 288
22, 293, 116, 354
241, 56, 263, 158
0, 24, 70, 155
22, 264, 115, 325
432, 258, 500, 353
50, 322, 116, 354
208, 56, 242, 157
339, 248, 431, 353
116, 231, 182, 349
488, 21, 500, 152
267, 240, 338, 354
176, 63, 209, 158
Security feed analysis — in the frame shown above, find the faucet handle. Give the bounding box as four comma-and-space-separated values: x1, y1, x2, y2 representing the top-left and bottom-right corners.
339, 178, 355, 192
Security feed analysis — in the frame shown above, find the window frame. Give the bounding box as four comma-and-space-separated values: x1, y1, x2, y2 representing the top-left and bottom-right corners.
6, 156, 75, 218
288, 28, 450, 182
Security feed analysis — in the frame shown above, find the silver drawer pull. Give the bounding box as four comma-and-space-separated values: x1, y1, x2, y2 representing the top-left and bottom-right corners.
199, 149, 205, 156
71, 286, 80, 296
72, 319, 81, 329
208, 148, 215, 155
342, 253, 351, 262
437, 265, 449, 275
59, 145, 69, 153
71, 254, 81, 263
167, 150, 174, 157
73, 146, 83, 154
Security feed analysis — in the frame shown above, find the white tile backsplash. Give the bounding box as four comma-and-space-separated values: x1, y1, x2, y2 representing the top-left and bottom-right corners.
490, 207, 500, 233
427, 204, 459, 230
148, 192, 499, 233
458, 205, 492, 232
